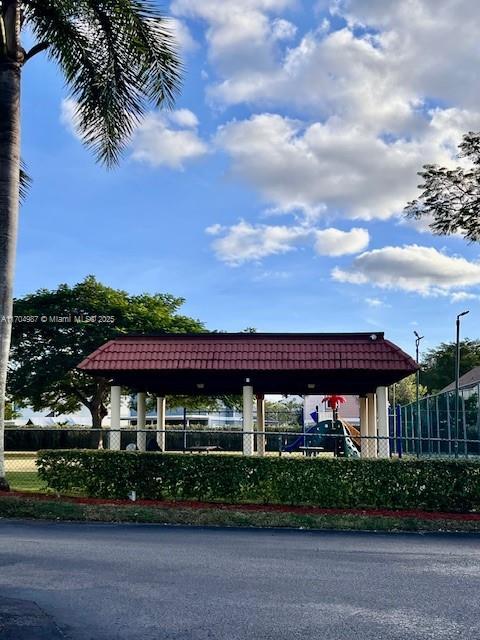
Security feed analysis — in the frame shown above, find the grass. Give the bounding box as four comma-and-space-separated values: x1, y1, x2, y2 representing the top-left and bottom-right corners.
0, 495, 479, 532
5, 453, 46, 492
6, 472, 46, 492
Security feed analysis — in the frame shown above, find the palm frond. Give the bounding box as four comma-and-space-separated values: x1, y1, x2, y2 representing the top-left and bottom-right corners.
23, 0, 182, 166
20, 160, 32, 202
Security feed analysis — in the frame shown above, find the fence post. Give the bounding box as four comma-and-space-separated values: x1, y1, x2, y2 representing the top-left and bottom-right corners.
446, 392, 452, 455
156, 396, 166, 452
109, 385, 121, 450
242, 383, 254, 456
136, 392, 146, 451
396, 405, 402, 458
376, 386, 389, 458
256, 394, 265, 456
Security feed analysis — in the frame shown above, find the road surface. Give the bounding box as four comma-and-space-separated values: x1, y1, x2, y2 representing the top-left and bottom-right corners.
0, 521, 478, 639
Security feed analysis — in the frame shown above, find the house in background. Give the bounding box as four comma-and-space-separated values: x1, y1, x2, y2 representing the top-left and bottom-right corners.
304, 395, 360, 426
440, 366, 480, 393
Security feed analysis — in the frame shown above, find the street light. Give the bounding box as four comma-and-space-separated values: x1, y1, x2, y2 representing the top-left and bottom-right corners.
454, 310, 469, 458
414, 331, 424, 456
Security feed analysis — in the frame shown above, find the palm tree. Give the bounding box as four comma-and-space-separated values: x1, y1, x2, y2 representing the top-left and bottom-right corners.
0, 1, 182, 488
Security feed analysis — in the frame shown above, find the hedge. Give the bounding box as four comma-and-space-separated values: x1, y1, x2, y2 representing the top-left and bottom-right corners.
5, 429, 101, 452
36, 451, 480, 512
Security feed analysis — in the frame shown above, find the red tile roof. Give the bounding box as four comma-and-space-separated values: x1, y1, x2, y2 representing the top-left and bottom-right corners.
78, 333, 417, 373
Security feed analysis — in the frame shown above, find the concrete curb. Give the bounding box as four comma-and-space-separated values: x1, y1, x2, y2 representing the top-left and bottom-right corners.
0, 597, 65, 639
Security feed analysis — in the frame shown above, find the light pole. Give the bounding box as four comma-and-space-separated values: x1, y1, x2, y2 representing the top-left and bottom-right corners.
454, 310, 469, 458
414, 331, 424, 456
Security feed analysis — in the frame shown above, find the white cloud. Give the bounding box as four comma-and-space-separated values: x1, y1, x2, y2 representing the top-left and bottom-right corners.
366, 297, 388, 308
208, 221, 309, 266
272, 18, 297, 41
450, 292, 480, 303
191, 0, 480, 129
172, 0, 295, 80
130, 111, 208, 169
216, 110, 480, 220
205, 223, 223, 236
332, 245, 480, 295
167, 17, 198, 53
167, 108, 199, 128
60, 99, 81, 139
207, 221, 369, 265
314, 227, 369, 256
175, 0, 480, 225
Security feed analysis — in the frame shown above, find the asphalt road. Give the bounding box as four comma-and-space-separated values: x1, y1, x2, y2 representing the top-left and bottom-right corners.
0, 521, 478, 640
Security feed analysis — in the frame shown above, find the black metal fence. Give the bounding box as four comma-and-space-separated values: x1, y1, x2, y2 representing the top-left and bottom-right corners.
398, 383, 480, 457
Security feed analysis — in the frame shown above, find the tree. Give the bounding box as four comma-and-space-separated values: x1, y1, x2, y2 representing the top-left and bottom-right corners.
389, 375, 427, 406
265, 397, 303, 427
4, 401, 18, 420
8, 277, 204, 433
420, 339, 480, 393
0, 1, 181, 487
405, 132, 480, 241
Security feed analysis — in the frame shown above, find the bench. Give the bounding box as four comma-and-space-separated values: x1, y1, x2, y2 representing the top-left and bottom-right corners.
299, 446, 325, 457
185, 445, 223, 453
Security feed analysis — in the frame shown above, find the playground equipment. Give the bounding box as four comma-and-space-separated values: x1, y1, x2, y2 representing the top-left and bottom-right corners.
282, 418, 360, 457
322, 395, 346, 420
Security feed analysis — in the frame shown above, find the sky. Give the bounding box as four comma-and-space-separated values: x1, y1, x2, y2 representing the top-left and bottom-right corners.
16, 0, 480, 358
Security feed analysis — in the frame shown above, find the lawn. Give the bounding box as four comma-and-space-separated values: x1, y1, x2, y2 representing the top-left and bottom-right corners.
5, 453, 46, 492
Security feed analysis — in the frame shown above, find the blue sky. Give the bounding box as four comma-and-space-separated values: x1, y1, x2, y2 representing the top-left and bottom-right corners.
16, 0, 480, 357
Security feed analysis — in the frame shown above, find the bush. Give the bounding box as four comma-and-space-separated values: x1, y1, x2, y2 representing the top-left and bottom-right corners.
6, 428, 100, 452
36, 450, 480, 512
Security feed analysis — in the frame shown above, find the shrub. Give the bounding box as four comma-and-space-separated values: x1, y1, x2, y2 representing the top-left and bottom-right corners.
36, 450, 480, 512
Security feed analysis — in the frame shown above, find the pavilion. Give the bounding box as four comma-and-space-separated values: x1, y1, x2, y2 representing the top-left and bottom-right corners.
78, 332, 417, 458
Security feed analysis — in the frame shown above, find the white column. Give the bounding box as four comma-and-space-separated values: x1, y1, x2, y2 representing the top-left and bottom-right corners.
136, 392, 147, 451
156, 396, 166, 451
367, 392, 377, 458
109, 385, 121, 450
376, 386, 390, 458
243, 384, 254, 455
256, 394, 266, 457
359, 396, 368, 459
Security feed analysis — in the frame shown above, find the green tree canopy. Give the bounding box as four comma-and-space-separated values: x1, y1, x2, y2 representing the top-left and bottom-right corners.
389, 375, 427, 406
4, 401, 19, 421
405, 132, 480, 242
420, 339, 480, 393
8, 276, 205, 428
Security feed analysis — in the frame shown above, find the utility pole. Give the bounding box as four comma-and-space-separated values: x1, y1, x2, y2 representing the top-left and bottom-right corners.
454, 311, 469, 458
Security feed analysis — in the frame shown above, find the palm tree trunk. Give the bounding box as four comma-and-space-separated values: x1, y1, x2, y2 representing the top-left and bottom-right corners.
0, 58, 21, 490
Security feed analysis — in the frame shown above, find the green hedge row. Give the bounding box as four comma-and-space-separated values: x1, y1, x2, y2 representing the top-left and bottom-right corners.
36, 450, 480, 512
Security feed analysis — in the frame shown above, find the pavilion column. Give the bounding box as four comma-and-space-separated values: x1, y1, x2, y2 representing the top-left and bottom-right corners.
256, 393, 266, 457
136, 392, 147, 451
156, 396, 166, 451
366, 392, 377, 458
243, 383, 254, 456
359, 396, 368, 459
109, 385, 121, 450
376, 386, 390, 458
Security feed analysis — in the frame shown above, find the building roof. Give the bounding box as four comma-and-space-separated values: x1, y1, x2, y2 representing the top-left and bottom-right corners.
78, 333, 417, 395
441, 365, 480, 393
78, 332, 416, 372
